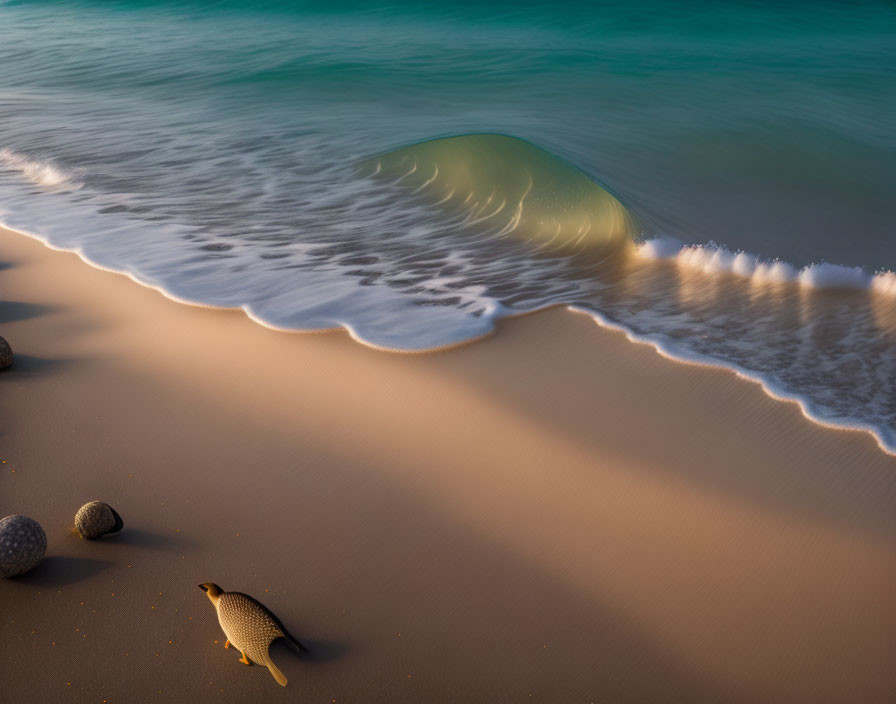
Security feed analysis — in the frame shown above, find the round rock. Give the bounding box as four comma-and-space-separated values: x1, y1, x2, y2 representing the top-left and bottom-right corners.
0, 336, 12, 369
75, 501, 124, 540
0, 514, 47, 578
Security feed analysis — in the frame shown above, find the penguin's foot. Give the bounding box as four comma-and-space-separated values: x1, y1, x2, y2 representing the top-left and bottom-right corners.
239, 652, 252, 666
224, 640, 231, 649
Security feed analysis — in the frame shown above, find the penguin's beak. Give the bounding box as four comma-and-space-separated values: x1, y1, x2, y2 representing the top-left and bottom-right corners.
198, 584, 208, 592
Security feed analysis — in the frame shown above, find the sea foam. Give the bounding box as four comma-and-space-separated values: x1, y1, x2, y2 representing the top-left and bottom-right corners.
871, 271, 896, 297
636, 237, 895, 294
0, 148, 79, 190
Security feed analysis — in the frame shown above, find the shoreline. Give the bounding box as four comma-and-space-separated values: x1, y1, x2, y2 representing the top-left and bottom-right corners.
3, 219, 893, 456
575, 306, 896, 457
2, 225, 895, 702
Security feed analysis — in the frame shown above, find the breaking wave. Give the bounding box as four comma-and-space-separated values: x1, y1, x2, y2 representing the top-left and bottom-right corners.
362, 134, 634, 252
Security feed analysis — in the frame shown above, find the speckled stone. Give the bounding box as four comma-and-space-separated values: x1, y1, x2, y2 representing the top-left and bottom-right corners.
0, 515, 47, 578
74, 501, 123, 539
0, 336, 12, 369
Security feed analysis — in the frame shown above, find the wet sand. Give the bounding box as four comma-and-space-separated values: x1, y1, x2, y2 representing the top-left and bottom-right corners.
1, 226, 894, 703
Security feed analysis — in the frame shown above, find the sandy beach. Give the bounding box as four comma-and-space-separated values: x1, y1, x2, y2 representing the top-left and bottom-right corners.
1, 225, 895, 702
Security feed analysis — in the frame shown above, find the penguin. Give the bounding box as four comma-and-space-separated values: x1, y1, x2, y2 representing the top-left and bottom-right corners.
198, 582, 308, 686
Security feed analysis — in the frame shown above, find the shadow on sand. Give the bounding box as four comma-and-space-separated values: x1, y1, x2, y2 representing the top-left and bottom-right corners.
11, 556, 114, 587
271, 637, 350, 665
105, 528, 198, 551
0, 354, 74, 377
0, 300, 55, 324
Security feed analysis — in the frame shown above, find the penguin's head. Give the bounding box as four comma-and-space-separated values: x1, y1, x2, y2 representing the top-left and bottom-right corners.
198, 582, 223, 604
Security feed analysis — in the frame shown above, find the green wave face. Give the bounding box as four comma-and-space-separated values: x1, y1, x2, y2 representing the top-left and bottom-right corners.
363, 134, 634, 251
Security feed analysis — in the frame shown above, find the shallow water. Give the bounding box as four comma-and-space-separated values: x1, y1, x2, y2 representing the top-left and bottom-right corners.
0, 0, 894, 449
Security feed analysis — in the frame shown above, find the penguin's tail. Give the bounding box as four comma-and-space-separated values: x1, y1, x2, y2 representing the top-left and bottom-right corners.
284, 631, 309, 654
266, 659, 288, 687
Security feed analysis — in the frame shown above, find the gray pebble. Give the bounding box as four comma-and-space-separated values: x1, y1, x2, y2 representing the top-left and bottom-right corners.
0, 514, 47, 578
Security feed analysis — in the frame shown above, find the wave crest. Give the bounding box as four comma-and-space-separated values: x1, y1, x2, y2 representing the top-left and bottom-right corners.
636, 236, 896, 295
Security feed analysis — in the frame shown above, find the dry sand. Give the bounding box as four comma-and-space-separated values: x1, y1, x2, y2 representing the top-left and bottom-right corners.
1, 226, 895, 703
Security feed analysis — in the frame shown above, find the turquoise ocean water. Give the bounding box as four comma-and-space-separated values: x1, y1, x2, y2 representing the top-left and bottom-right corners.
1, 1, 894, 450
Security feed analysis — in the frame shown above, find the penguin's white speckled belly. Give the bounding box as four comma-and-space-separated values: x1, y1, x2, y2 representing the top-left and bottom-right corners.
217, 592, 285, 664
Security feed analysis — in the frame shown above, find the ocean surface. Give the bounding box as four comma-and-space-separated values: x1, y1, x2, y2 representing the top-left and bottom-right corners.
1, 1, 894, 451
